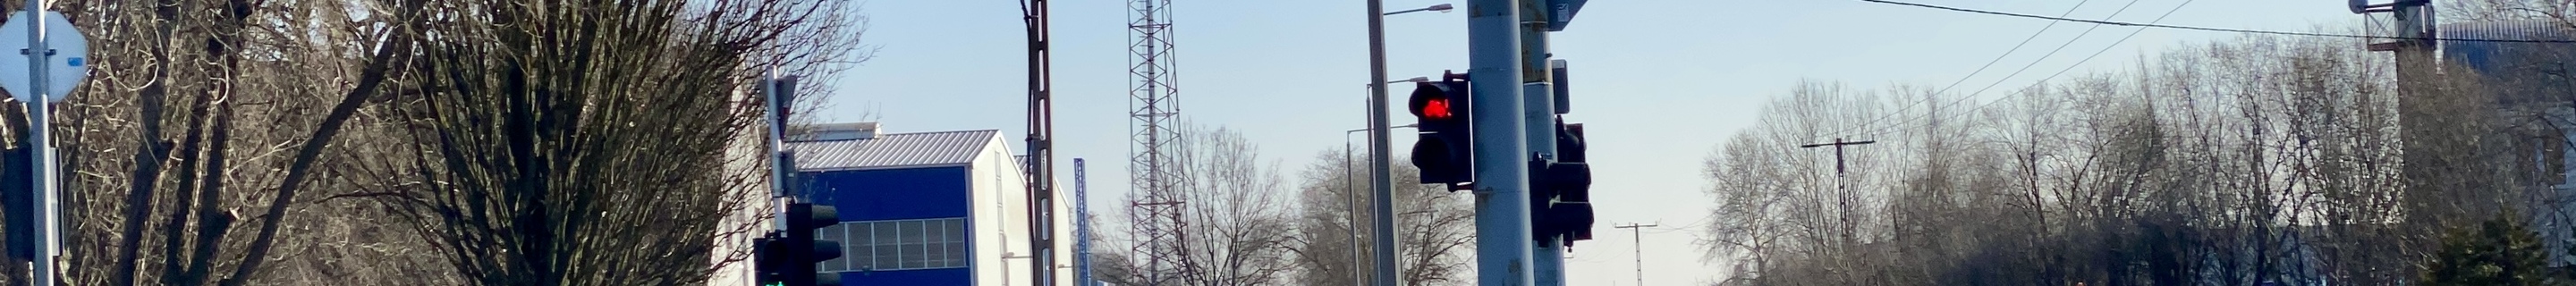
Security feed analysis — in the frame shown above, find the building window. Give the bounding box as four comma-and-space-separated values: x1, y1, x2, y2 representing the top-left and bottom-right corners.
818, 217, 968, 272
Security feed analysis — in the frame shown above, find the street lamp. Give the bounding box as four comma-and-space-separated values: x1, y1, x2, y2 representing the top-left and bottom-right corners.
1342, 123, 1416, 286
1364, 3, 1448, 286
1385, 3, 1454, 15
1352, 125, 1421, 134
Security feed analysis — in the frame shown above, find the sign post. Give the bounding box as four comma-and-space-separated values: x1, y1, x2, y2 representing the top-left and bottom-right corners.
0, 7, 89, 286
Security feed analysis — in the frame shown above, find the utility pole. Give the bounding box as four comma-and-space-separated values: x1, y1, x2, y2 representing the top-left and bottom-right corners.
1798, 139, 1875, 181
1798, 138, 1872, 272
1614, 223, 1658, 286
1022, 0, 1059, 284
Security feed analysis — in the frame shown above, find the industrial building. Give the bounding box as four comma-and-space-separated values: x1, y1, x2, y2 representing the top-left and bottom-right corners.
2439, 19, 2576, 268
781, 122, 1073, 286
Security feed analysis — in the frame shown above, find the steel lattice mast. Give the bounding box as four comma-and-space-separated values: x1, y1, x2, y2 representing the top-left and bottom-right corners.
1073, 159, 1093, 286
1127, 0, 1193, 283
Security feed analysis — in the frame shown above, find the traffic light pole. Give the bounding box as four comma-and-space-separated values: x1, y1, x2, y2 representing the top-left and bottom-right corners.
1467, 0, 1534, 284
1513, 0, 1564, 283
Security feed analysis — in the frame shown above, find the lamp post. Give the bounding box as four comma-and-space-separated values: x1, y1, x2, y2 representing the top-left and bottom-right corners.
1344, 123, 1415, 286
1365, 3, 1446, 285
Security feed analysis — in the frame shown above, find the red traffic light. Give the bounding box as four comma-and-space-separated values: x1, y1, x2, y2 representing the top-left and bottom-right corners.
1408, 81, 1466, 120
1420, 98, 1453, 119
1407, 80, 1474, 188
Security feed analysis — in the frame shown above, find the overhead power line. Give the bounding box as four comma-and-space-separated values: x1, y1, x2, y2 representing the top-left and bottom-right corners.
1849, 0, 2196, 139
1828, 0, 2098, 137
1937, 0, 2094, 96
1858, 0, 2576, 43
1953, 0, 2144, 107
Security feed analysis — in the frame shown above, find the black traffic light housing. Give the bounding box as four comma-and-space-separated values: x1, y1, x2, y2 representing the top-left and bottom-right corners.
1530, 121, 1597, 245
1409, 77, 1476, 189
1528, 155, 1560, 241
758, 200, 843, 286
1553, 122, 1596, 243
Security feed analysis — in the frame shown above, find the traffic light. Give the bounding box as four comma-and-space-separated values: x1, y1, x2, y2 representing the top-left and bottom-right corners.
1527, 155, 1560, 241
1530, 121, 1596, 245
758, 201, 843, 286
1553, 122, 1596, 243
1408, 78, 1475, 189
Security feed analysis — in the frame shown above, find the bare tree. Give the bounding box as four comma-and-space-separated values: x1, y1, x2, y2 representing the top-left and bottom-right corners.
0, 0, 452, 283
1699, 80, 1898, 286
1100, 124, 1301, 286
0, 0, 867, 282
1701, 32, 2529, 285
329, 0, 868, 283
1283, 148, 1472, 286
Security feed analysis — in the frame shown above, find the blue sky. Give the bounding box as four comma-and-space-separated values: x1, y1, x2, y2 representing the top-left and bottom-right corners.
818, 0, 2364, 284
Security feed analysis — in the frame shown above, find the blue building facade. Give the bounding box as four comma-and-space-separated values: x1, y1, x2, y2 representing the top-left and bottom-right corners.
786, 122, 1070, 286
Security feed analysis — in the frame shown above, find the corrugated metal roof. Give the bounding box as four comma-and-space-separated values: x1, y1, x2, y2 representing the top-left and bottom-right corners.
2442, 21, 2574, 42
2441, 20, 2576, 72
787, 130, 999, 171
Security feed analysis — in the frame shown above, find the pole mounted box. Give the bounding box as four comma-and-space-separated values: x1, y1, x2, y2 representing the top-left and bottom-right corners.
1544, 0, 1589, 31
1549, 59, 1570, 114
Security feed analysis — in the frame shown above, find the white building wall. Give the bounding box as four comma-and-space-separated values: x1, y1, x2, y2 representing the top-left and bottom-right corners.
974, 136, 1035, 285
971, 137, 1008, 286
1051, 175, 1073, 286
968, 135, 1073, 286
708, 90, 773, 286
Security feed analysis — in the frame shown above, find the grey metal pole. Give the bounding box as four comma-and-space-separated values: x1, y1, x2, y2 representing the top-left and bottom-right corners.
1344, 130, 1365, 286
21, 4, 57, 285
1363, 0, 1405, 285
1466, 0, 1533, 284
763, 74, 790, 199
1513, 0, 1563, 283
